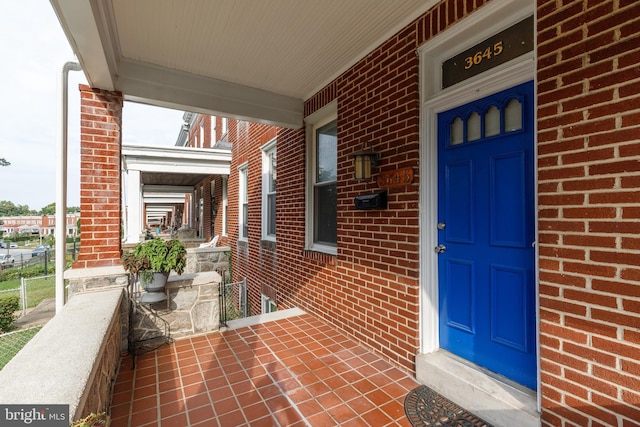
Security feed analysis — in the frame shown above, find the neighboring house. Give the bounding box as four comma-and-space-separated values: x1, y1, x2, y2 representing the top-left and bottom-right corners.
52, 1, 640, 425
0, 213, 80, 237
173, 113, 232, 247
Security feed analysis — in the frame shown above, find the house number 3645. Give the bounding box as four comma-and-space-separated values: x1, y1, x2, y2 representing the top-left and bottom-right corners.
464, 41, 504, 69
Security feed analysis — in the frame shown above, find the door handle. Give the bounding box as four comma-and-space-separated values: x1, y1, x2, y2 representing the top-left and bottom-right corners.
434, 244, 446, 254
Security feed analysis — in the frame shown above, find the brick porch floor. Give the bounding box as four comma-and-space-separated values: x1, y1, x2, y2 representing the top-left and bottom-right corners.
110, 312, 419, 426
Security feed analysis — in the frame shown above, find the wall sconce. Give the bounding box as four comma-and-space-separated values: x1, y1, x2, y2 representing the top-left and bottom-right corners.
352, 143, 378, 180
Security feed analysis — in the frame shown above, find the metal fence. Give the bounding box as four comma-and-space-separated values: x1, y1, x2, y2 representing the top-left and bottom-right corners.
0, 250, 59, 273
0, 275, 55, 370
219, 276, 247, 326
0, 275, 55, 318
0, 327, 42, 370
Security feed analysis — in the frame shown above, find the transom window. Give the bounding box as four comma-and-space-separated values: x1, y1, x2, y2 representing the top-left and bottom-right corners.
449, 97, 523, 146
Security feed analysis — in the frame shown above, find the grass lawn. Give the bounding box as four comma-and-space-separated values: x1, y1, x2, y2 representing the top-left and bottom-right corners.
0, 327, 42, 369
0, 276, 54, 309
0, 278, 20, 291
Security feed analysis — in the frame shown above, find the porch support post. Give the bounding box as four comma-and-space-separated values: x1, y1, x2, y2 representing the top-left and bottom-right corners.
73, 85, 124, 268
125, 169, 142, 243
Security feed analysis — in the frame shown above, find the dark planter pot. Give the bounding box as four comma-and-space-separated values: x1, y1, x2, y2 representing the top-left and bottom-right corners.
144, 271, 169, 292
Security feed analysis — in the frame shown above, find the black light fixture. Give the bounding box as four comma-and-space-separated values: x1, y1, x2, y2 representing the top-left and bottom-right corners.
352, 142, 378, 180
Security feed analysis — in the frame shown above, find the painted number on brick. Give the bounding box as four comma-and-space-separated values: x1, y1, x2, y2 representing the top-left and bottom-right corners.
377, 167, 414, 188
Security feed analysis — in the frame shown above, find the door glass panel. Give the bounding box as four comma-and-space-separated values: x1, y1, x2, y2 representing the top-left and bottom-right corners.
467, 112, 481, 141
451, 117, 463, 145
505, 99, 522, 132
485, 106, 500, 137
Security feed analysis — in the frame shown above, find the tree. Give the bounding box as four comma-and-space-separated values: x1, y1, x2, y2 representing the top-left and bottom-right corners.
0, 201, 35, 216
40, 203, 55, 215
0, 158, 9, 166
37, 203, 80, 215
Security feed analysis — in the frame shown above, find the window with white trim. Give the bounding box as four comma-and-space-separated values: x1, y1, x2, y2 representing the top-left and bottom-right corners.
261, 139, 277, 241
238, 163, 248, 240
261, 294, 277, 314
306, 101, 337, 254
222, 117, 228, 137
222, 176, 228, 236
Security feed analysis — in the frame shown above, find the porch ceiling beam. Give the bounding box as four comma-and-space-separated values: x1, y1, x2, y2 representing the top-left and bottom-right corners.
50, 0, 118, 90
143, 197, 186, 204
143, 185, 193, 194
118, 60, 303, 129
51, 1, 304, 129
122, 145, 231, 175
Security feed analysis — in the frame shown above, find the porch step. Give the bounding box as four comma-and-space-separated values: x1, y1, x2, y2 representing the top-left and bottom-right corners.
416, 350, 540, 427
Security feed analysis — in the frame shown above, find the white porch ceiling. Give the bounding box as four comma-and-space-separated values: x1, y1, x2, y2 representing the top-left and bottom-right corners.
50, 0, 437, 128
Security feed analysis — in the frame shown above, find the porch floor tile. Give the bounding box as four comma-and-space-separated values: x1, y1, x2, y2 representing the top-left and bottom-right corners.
110, 313, 418, 426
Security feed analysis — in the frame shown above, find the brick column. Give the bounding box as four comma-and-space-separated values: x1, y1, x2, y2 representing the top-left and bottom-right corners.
74, 85, 123, 268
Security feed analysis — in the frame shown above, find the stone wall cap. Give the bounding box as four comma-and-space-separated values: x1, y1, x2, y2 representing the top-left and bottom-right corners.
0, 289, 124, 418
64, 265, 126, 279
188, 245, 231, 253
167, 271, 220, 287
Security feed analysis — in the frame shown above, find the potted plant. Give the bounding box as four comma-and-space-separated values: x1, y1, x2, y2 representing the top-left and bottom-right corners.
122, 238, 187, 290
132, 238, 187, 290
71, 412, 109, 427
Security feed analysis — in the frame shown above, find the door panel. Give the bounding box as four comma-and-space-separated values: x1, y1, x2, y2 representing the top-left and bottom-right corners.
437, 81, 536, 389
490, 151, 527, 247
445, 161, 474, 243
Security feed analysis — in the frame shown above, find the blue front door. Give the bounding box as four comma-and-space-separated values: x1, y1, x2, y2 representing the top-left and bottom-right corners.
437, 81, 536, 389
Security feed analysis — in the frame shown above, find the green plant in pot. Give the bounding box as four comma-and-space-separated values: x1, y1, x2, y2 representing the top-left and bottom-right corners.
122, 238, 187, 292
133, 238, 187, 291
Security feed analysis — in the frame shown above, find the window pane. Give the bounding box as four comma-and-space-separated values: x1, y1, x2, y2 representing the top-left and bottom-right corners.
485, 106, 500, 137
241, 170, 248, 203
269, 152, 276, 192
267, 194, 276, 236
450, 117, 463, 145
505, 98, 523, 132
467, 112, 481, 141
242, 203, 248, 238
316, 120, 337, 183
314, 184, 337, 245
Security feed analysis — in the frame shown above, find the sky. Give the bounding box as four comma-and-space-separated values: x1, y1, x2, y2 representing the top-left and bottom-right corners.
0, 0, 185, 211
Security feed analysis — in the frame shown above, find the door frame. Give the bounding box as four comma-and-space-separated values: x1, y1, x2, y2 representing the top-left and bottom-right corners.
417, 0, 539, 391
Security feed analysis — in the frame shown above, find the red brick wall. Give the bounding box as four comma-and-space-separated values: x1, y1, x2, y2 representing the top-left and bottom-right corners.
537, 1, 640, 425
75, 85, 123, 268
225, 0, 490, 373
228, 122, 279, 315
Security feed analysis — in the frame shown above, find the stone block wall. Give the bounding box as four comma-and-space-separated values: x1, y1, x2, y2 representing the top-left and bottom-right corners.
132, 271, 221, 340
184, 247, 230, 275
0, 289, 124, 422
77, 295, 123, 419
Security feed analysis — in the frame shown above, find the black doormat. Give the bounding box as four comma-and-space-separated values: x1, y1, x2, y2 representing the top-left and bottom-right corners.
404, 385, 494, 427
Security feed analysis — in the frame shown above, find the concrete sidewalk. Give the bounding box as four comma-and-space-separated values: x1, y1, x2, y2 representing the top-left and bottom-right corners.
14, 298, 55, 329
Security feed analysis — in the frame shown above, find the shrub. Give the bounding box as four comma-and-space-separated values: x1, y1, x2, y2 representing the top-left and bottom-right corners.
0, 295, 20, 333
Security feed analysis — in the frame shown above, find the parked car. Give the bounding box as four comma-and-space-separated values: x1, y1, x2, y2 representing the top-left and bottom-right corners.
9, 243, 17, 248
0, 242, 5, 249
31, 245, 50, 257
0, 254, 15, 265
